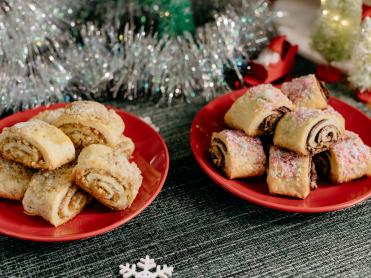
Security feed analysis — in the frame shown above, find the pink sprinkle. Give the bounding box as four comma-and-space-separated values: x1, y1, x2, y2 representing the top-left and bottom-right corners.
285, 108, 322, 126
269, 146, 304, 179
218, 130, 264, 160
281, 74, 317, 104
245, 84, 292, 110
331, 131, 370, 178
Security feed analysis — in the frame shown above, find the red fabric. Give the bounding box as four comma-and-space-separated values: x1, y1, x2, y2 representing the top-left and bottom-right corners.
315, 64, 342, 83
268, 35, 286, 56
243, 35, 298, 86
356, 89, 371, 105
362, 4, 371, 20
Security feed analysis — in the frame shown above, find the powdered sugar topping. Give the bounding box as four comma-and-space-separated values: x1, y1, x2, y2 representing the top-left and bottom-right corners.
285, 108, 322, 126
269, 146, 305, 178
11, 119, 50, 130
245, 84, 293, 111
218, 130, 265, 160
331, 130, 370, 178
64, 101, 111, 121
281, 74, 318, 104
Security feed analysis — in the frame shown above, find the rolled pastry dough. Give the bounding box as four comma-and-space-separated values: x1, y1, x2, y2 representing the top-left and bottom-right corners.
53, 101, 124, 149
209, 130, 266, 179
0, 120, 75, 170
274, 108, 345, 155
113, 135, 135, 158
314, 131, 371, 183
32, 108, 65, 124
224, 84, 294, 136
267, 146, 317, 199
0, 157, 33, 200
22, 165, 90, 226
281, 74, 329, 109
73, 144, 142, 210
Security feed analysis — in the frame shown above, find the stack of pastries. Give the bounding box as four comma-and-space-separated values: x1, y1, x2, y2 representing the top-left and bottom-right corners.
0, 101, 142, 227
210, 74, 371, 199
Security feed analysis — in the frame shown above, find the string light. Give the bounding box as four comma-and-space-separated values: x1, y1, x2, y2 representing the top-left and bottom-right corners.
311, 0, 362, 62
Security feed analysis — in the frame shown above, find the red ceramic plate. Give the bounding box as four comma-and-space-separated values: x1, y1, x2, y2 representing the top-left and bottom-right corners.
0, 104, 169, 241
190, 88, 371, 213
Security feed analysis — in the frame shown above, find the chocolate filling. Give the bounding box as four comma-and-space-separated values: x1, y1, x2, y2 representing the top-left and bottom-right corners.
259, 106, 290, 135
210, 138, 227, 170
318, 80, 330, 100
307, 120, 339, 154
313, 152, 331, 177
309, 160, 318, 190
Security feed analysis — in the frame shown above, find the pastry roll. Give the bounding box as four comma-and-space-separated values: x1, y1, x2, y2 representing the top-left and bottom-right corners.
53, 101, 124, 149
113, 135, 135, 158
267, 146, 317, 199
0, 120, 75, 170
314, 131, 371, 183
224, 84, 294, 136
209, 130, 266, 179
22, 166, 90, 227
73, 144, 142, 210
0, 158, 33, 200
32, 108, 65, 124
281, 74, 329, 109
274, 108, 345, 155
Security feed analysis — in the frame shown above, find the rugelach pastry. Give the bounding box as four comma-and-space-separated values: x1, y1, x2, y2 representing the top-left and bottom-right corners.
73, 144, 142, 210
22, 165, 90, 226
53, 101, 124, 149
273, 108, 345, 155
281, 74, 329, 109
0, 157, 33, 200
224, 84, 294, 136
209, 130, 266, 179
267, 146, 317, 199
314, 131, 371, 183
0, 120, 75, 169
32, 108, 65, 124
114, 135, 135, 158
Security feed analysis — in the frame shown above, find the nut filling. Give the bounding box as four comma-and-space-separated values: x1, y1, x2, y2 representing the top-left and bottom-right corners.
59, 124, 106, 148
58, 187, 89, 219
76, 169, 126, 203
1, 138, 45, 168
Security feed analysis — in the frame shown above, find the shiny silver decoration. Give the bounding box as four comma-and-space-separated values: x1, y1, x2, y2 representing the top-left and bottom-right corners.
0, 0, 274, 115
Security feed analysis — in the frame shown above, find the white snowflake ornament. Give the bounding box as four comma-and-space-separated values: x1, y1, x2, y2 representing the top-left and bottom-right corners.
119, 255, 174, 278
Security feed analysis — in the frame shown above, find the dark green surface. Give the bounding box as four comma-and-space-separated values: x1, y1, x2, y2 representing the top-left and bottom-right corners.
0, 56, 370, 277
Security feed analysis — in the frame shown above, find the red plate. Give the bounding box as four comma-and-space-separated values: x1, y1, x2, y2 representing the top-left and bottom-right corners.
0, 104, 169, 241
190, 89, 371, 213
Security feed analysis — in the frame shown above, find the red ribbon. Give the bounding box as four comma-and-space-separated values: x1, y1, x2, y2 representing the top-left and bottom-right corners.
356, 89, 371, 105
362, 4, 371, 20
243, 35, 298, 86
315, 64, 342, 83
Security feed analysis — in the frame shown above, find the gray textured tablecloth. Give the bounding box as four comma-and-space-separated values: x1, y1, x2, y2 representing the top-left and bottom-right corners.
1, 57, 370, 277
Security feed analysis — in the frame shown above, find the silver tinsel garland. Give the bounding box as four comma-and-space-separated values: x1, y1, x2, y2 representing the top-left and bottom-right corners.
0, 0, 78, 64
0, 0, 275, 115
0, 0, 79, 114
